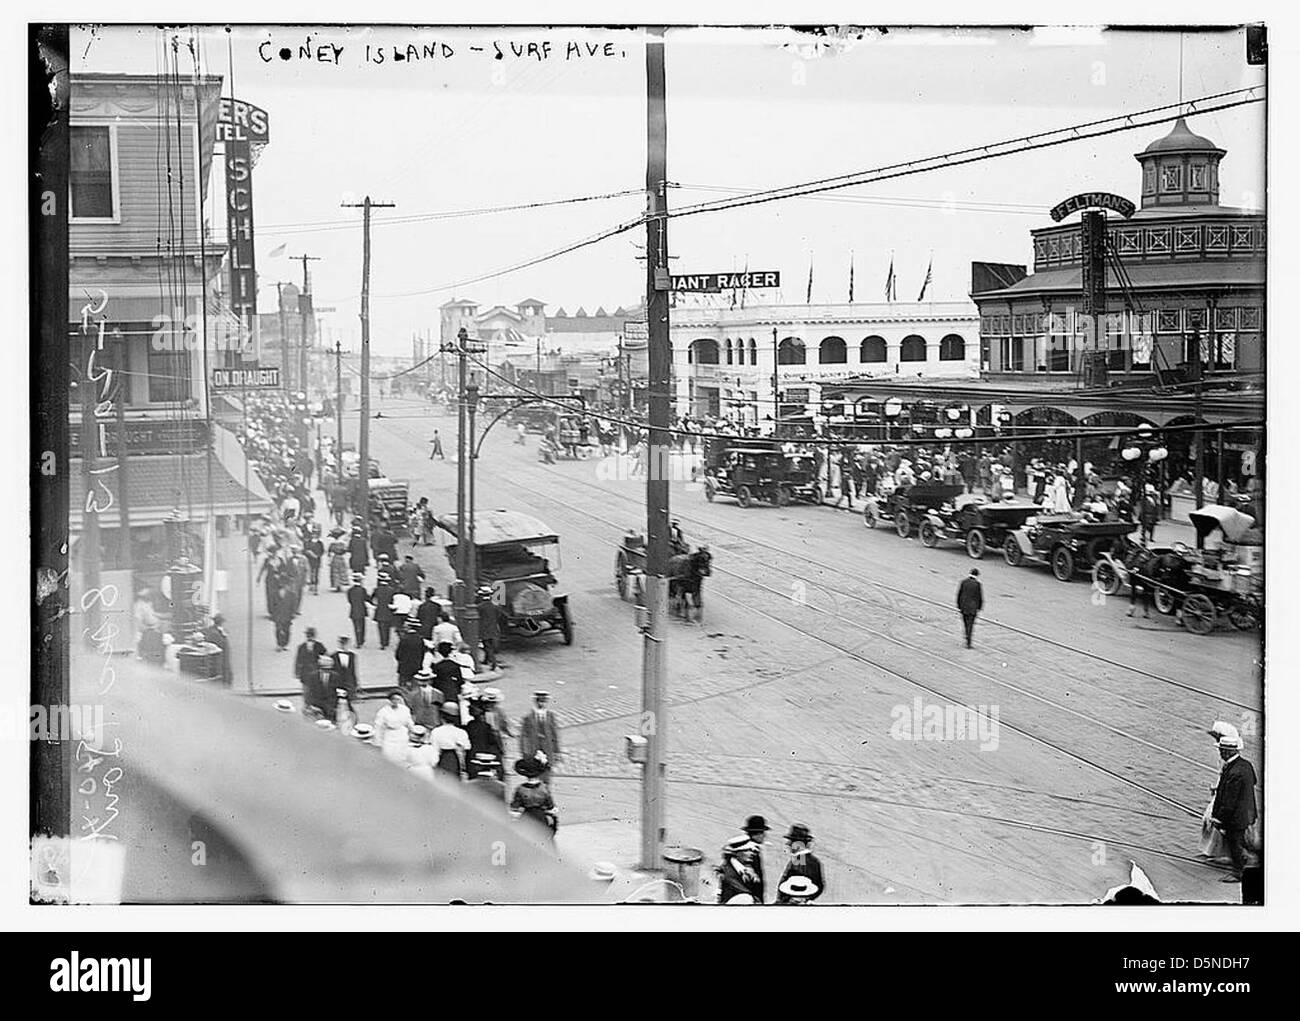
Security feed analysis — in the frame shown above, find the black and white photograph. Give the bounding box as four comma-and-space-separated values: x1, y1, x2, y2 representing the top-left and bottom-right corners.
16, 8, 1291, 934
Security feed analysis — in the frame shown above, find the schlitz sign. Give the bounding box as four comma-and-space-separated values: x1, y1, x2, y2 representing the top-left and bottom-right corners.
1049, 192, 1136, 222
219, 98, 270, 318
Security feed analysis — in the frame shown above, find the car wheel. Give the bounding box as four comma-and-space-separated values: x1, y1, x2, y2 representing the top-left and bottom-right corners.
965, 528, 986, 559
920, 521, 939, 548
1051, 546, 1075, 581
1183, 593, 1216, 635
895, 511, 912, 539
1004, 541, 1024, 567
1092, 560, 1121, 597
737, 486, 753, 509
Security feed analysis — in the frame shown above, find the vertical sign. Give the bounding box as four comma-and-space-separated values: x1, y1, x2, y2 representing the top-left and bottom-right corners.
216, 99, 270, 319
1079, 210, 1108, 385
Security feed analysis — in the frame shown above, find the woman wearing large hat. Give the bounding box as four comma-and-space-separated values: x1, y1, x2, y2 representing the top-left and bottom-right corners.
429, 701, 471, 778
510, 758, 557, 839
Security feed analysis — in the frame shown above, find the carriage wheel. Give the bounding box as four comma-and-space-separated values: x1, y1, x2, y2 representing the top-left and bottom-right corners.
1051, 546, 1075, 582
615, 552, 628, 600
1092, 560, 1121, 597
1003, 541, 1024, 567
1183, 593, 1216, 635
1153, 586, 1177, 615
965, 528, 986, 559
737, 486, 754, 509
919, 521, 939, 548
863, 506, 876, 528
704, 480, 716, 502
1228, 601, 1260, 631
895, 510, 912, 538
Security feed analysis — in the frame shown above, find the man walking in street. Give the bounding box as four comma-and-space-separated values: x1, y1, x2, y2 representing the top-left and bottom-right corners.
957, 568, 983, 649
476, 586, 502, 670
294, 627, 327, 705
741, 815, 771, 903
395, 617, 426, 691
429, 429, 444, 459
397, 553, 425, 599
518, 690, 562, 789
1138, 485, 1160, 544
332, 634, 359, 700
346, 572, 369, 648
1211, 734, 1259, 883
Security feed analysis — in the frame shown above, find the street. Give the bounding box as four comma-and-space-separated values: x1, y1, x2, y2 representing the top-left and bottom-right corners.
298, 392, 1262, 904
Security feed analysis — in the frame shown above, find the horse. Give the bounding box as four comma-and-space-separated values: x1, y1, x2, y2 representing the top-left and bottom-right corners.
668, 547, 712, 621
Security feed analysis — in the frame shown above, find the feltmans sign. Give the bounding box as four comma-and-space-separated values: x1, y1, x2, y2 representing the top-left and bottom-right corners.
1050, 192, 1136, 222
669, 271, 781, 292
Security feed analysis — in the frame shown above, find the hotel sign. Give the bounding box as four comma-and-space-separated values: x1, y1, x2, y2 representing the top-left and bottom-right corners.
1050, 192, 1135, 223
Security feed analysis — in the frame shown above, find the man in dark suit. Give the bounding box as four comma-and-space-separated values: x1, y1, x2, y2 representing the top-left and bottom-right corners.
1211, 735, 1258, 882
345, 573, 369, 647
331, 634, 359, 700
396, 554, 425, 599
742, 814, 770, 903
518, 690, 562, 788
956, 568, 984, 648
202, 613, 233, 687
394, 617, 426, 690
776, 823, 826, 903
293, 627, 327, 706
415, 587, 441, 640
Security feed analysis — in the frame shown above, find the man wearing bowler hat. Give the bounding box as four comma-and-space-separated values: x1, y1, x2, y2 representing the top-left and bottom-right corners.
741, 815, 771, 903
346, 572, 369, 648
518, 691, 562, 789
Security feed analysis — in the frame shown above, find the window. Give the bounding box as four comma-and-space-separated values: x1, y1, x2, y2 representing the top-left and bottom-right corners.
70, 125, 116, 219
1000, 337, 1025, 372
1144, 165, 1156, 194
689, 339, 719, 365
819, 336, 847, 364
939, 334, 965, 361
1189, 164, 1206, 191
777, 337, 806, 365
1161, 164, 1182, 193
147, 347, 192, 404
900, 335, 926, 362
724, 338, 733, 365
860, 335, 887, 363
748, 338, 757, 366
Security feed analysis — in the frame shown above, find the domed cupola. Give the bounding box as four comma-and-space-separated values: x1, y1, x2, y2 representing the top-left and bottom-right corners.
1135, 117, 1225, 209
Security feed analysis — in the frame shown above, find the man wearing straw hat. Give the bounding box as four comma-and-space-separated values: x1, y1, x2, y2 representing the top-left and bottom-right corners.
1211, 732, 1259, 883
345, 572, 369, 648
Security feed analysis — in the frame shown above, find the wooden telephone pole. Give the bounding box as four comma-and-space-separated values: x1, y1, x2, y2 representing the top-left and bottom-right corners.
640, 27, 671, 872
290, 253, 321, 399
341, 197, 395, 515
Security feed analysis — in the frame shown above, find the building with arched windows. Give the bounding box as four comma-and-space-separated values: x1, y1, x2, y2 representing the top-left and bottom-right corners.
670, 300, 978, 423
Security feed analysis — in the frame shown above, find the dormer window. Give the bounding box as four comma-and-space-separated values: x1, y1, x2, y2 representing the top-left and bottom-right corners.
1160, 164, 1182, 193
1143, 165, 1155, 194
1189, 164, 1206, 191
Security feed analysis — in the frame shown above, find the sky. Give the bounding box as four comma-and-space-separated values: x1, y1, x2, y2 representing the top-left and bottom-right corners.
73, 24, 1266, 357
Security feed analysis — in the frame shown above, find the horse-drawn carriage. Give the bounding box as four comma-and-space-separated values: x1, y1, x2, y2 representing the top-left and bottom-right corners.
436, 510, 573, 645
614, 530, 712, 621
862, 482, 964, 539
916, 494, 1042, 558
1002, 513, 1137, 581
1134, 506, 1263, 635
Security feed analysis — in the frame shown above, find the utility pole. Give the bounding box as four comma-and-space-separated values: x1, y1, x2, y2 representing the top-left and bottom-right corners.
640, 26, 670, 872
276, 281, 290, 393
450, 327, 482, 666
291, 253, 321, 400
341, 196, 395, 516
1192, 323, 1205, 547
334, 338, 344, 453
771, 326, 780, 436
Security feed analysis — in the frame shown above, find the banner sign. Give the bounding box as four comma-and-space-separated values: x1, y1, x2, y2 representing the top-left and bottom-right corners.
219, 98, 270, 318
670, 271, 781, 292
71, 419, 208, 456
211, 363, 282, 390
1050, 192, 1135, 222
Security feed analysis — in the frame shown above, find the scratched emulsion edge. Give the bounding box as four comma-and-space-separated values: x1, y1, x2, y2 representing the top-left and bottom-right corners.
30, 24, 72, 903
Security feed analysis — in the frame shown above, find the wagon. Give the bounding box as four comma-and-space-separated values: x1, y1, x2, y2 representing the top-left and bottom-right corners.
1002, 514, 1137, 581
917, 495, 1042, 558
862, 482, 964, 539
1144, 506, 1263, 635
436, 510, 573, 645
368, 476, 410, 533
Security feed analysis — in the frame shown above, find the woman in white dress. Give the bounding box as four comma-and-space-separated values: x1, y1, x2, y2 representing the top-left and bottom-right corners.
372, 691, 415, 764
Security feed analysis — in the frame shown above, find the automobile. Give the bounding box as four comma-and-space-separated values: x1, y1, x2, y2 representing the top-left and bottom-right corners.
862, 482, 964, 538
917, 495, 1043, 558
436, 510, 573, 645
1002, 513, 1137, 581
781, 452, 824, 505
702, 446, 795, 508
